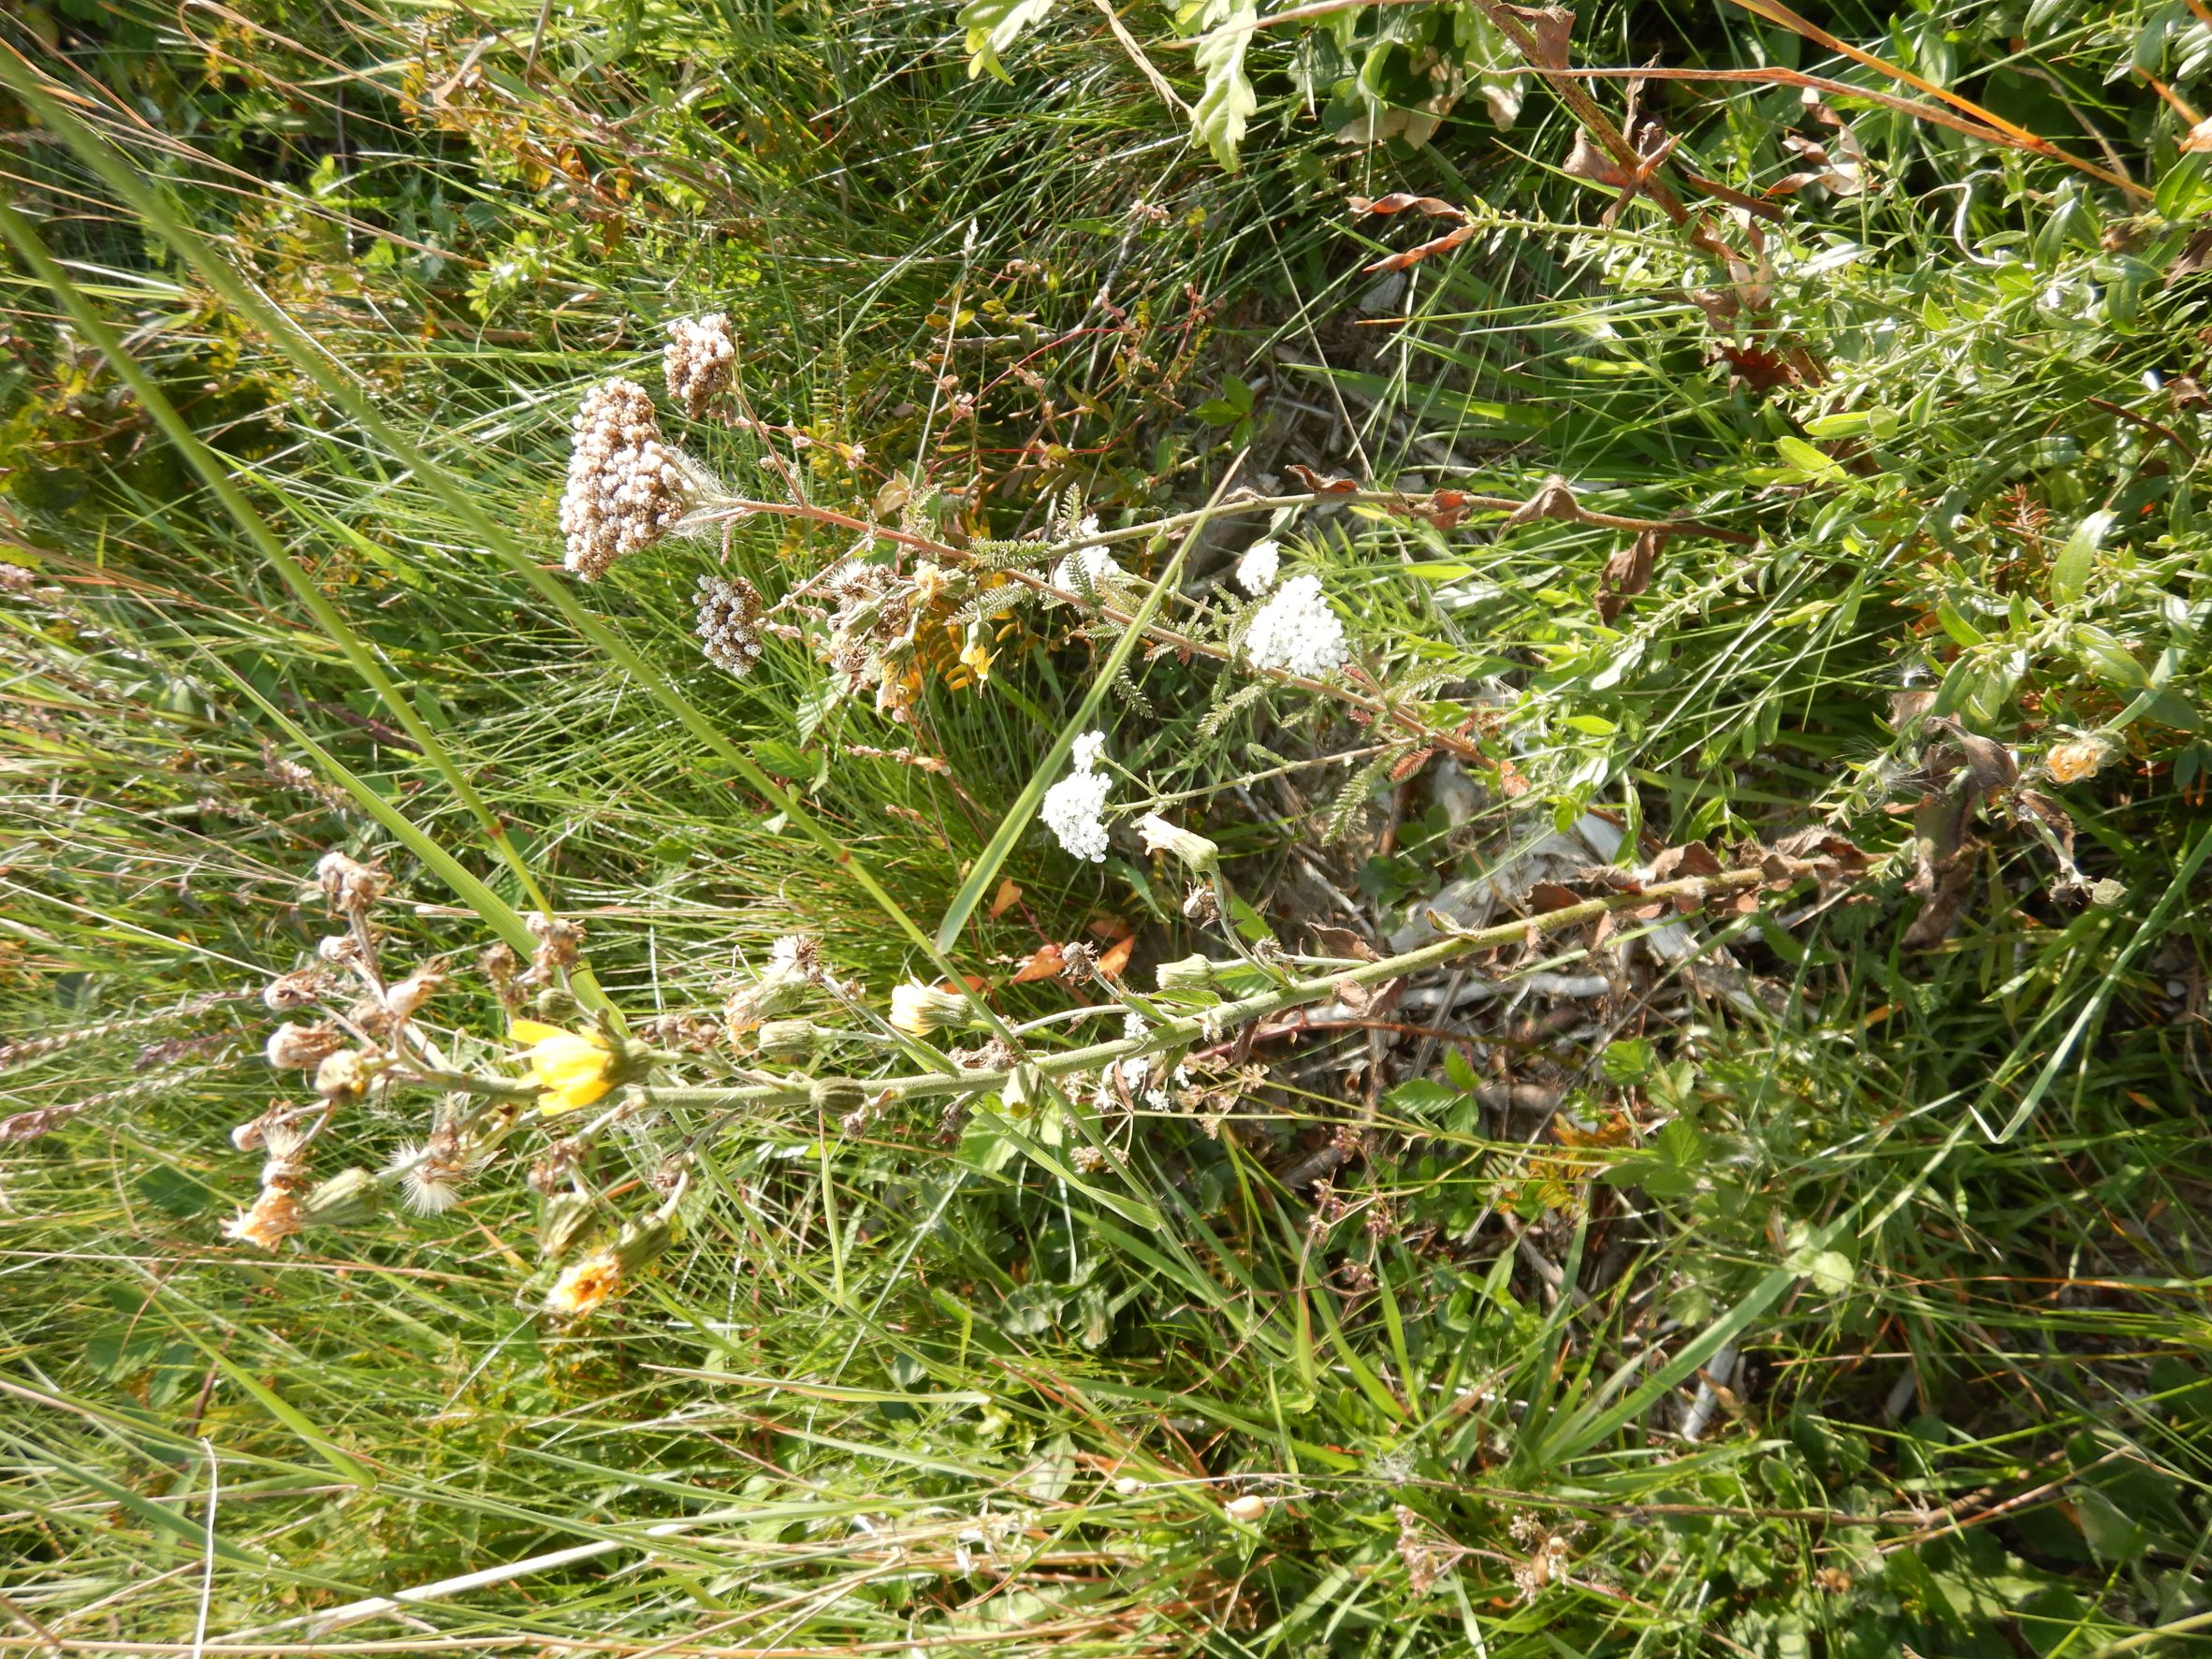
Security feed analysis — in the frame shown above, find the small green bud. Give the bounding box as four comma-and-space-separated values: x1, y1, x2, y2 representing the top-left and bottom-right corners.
539, 1191, 598, 1259
1155, 953, 1220, 994
810, 1078, 869, 1116
757, 1019, 820, 1062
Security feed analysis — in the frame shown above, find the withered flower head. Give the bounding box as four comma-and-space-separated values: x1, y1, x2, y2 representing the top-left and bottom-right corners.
663, 313, 737, 419
222, 1186, 304, 1251
695, 574, 766, 677
560, 378, 690, 580
262, 966, 334, 1012
313, 851, 387, 914
265, 1022, 344, 1070
382, 967, 445, 1020
313, 1047, 376, 1101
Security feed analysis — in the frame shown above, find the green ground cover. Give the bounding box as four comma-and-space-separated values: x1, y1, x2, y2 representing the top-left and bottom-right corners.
2, 0, 2209, 1652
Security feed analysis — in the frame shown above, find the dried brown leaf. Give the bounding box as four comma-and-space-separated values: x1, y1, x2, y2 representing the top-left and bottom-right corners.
1363, 223, 1477, 273
2168, 227, 2212, 284
1310, 925, 1381, 962
1498, 4, 1576, 69
1287, 463, 1361, 495
1098, 935, 1136, 979
1597, 528, 1664, 622
1402, 488, 1477, 529
1505, 474, 1580, 528
1902, 841, 1977, 948
1011, 943, 1065, 983
989, 879, 1023, 920
1648, 841, 1723, 882
1527, 881, 1583, 914
1564, 128, 1632, 187
1929, 718, 2020, 796
1349, 192, 1467, 220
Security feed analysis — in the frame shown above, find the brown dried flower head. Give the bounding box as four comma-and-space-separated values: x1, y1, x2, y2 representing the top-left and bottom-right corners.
313, 851, 387, 914
265, 1022, 344, 1070
223, 1186, 304, 1251
521, 911, 585, 989
261, 966, 334, 1012
560, 378, 690, 579
663, 313, 736, 419
695, 574, 766, 677
382, 967, 444, 1020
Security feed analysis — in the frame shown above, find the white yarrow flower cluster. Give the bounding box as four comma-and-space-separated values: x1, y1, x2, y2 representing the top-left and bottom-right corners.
1235, 538, 1281, 595
1041, 731, 1113, 862
1244, 573, 1349, 677
560, 378, 689, 579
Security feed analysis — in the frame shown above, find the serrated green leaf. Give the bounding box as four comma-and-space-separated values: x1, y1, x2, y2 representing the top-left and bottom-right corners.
1192, 1, 1259, 170
1787, 1248, 1854, 1295
1599, 1038, 1652, 1084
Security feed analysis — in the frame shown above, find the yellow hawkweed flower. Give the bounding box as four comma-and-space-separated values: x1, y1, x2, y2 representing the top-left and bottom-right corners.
512, 1019, 616, 1114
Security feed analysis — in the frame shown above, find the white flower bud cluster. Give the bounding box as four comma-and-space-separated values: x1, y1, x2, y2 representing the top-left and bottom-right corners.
560, 378, 688, 580
663, 313, 735, 419
1041, 730, 1113, 862
694, 574, 765, 677
1234, 538, 1281, 595
1244, 573, 1348, 678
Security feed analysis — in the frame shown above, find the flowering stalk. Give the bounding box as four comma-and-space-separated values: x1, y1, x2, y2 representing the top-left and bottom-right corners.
673, 481, 1754, 767
639, 866, 1771, 1118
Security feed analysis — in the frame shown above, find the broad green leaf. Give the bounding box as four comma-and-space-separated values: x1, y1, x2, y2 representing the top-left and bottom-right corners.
2052, 508, 2114, 606
1801, 407, 1900, 441
1774, 435, 1847, 480
1787, 1247, 1855, 1296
